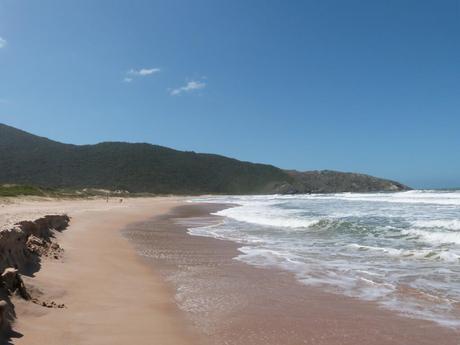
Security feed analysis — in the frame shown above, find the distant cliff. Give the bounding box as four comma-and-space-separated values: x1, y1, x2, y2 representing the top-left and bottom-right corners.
0, 123, 410, 194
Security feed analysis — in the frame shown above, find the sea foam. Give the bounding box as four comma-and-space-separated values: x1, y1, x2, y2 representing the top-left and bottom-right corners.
189, 190, 460, 327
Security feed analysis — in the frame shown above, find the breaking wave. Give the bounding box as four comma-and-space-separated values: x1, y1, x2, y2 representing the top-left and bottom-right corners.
189, 190, 460, 327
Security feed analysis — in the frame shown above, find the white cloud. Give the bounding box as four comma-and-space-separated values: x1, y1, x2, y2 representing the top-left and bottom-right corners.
170, 80, 206, 96
0, 37, 6, 48
123, 67, 160, 83
127, 68, 160, 76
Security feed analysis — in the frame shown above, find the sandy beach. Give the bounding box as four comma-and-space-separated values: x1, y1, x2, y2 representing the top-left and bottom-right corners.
1, 197, 459, 345
1, 196, 199, 345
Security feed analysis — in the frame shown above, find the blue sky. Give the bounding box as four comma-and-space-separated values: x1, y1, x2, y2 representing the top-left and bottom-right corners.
0, 0, 458, 188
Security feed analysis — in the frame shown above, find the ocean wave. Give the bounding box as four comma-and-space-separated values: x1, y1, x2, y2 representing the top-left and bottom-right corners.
189, 191, 460, 328
191, 190, 460, 207
311, 191, 460, 206
236, 246, 302, 267
402, 229, 460, 246
214, 206, 320, 229
411, 219, 460, 231
347, 243, 460, 263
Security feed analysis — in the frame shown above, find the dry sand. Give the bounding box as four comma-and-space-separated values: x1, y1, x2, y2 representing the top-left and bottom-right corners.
1, 196, 199, 345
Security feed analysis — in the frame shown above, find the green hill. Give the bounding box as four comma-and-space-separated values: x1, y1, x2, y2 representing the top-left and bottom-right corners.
0, 123, 410, 194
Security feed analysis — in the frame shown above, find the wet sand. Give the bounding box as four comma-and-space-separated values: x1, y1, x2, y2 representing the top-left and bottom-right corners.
125, 203, 460, 345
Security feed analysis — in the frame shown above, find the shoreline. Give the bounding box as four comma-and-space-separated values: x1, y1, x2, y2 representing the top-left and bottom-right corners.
2, 197, 200, 345
1, 197, 459, 344
125, 202, 460, 345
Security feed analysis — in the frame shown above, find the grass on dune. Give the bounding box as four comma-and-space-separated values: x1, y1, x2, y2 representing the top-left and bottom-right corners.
0, 184, 46, 197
